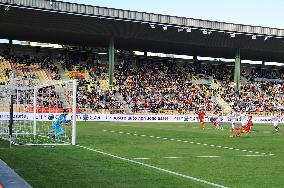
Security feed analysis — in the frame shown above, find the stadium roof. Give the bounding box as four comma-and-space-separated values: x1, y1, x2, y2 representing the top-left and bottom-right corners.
0, 0, 284, 62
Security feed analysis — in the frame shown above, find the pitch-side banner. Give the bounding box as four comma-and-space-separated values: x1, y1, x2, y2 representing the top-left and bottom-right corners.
0, 112, 283, 123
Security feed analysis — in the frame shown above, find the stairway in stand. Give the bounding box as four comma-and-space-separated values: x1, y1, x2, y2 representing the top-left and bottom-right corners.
213, 96, 233, 114
99, 79, 109, 91
54, 60, 69, 80
114, 91, 132, 114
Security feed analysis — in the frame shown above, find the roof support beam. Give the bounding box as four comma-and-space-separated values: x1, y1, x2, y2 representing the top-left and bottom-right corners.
108, 37, 115, 87
234, 48, 241, 91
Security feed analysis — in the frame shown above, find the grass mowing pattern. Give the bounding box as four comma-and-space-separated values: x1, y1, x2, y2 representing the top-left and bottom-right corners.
0, 122, 283, 187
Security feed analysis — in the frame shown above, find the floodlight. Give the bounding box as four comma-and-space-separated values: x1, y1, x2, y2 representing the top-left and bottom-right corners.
230, 33, 235, 38
4, 5, 11, 11
178, 28, 183, 32
264, 36, 271, 41
202, 30, 208, 35
150, 24, 155, 29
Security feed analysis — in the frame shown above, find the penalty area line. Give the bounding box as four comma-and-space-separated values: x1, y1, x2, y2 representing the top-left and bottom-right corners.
238, 154, 273, 157
103, 129, 274, 156
76, 144, 227, 188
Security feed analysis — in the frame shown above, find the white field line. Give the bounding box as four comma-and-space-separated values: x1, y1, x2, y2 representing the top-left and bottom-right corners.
38, 135, 70, 143
197, 156, 220, 158
24, 143, 70, 146
102, 130, 274, 156
9, 135, 72, 146
76, 144, 228, 188
163, 157, 184, 159
134, 157, 150, 160
239, 155, 270, 157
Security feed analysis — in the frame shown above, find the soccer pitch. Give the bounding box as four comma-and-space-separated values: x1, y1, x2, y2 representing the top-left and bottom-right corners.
0, 122, 283, 188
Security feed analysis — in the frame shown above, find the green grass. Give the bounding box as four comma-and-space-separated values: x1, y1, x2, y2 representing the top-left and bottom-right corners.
0, 122, 283, 188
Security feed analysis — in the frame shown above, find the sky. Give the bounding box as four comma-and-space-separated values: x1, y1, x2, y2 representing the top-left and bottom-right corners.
61, 0, 284, 29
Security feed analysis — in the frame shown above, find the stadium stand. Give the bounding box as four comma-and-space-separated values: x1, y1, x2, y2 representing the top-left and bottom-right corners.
114, 58, 221, 114
219, 68, 284, 113
0, 58, 11, 85
1, 45, 283, 115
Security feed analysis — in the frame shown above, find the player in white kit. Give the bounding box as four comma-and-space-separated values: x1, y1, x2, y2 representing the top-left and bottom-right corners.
217, 113, 223, 130
271, 113, 280, 132
228, 112, 237, 131
240, 112, 248, 128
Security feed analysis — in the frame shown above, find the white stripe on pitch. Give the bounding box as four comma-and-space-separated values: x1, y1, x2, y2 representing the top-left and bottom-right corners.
197, 156, 220, 158
76, 145, 227, 188
164, 157, 184, 159
104, 129, 274, 156
24, 143, 70, 146
239, 155, 269, 157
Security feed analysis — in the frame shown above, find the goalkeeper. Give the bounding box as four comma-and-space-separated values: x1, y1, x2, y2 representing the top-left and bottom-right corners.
47, 109, 71, 140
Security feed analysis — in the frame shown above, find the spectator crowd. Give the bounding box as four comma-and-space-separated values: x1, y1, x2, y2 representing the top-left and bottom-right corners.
1, 50, 283, 115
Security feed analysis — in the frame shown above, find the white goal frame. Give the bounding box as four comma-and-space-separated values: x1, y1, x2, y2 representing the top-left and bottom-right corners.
0, 79, 77, 146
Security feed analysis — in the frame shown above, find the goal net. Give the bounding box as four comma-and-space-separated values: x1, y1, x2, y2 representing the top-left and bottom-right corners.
0, 78, 77, 146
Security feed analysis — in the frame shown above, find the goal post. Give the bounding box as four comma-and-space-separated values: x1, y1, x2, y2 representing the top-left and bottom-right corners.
72, 79, 77, 146
33, 87, 37, 136
0, 79, 77, 146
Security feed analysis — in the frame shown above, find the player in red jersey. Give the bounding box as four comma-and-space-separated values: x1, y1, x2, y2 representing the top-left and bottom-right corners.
230, 115, 253, 137
198, 110, 205, 129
